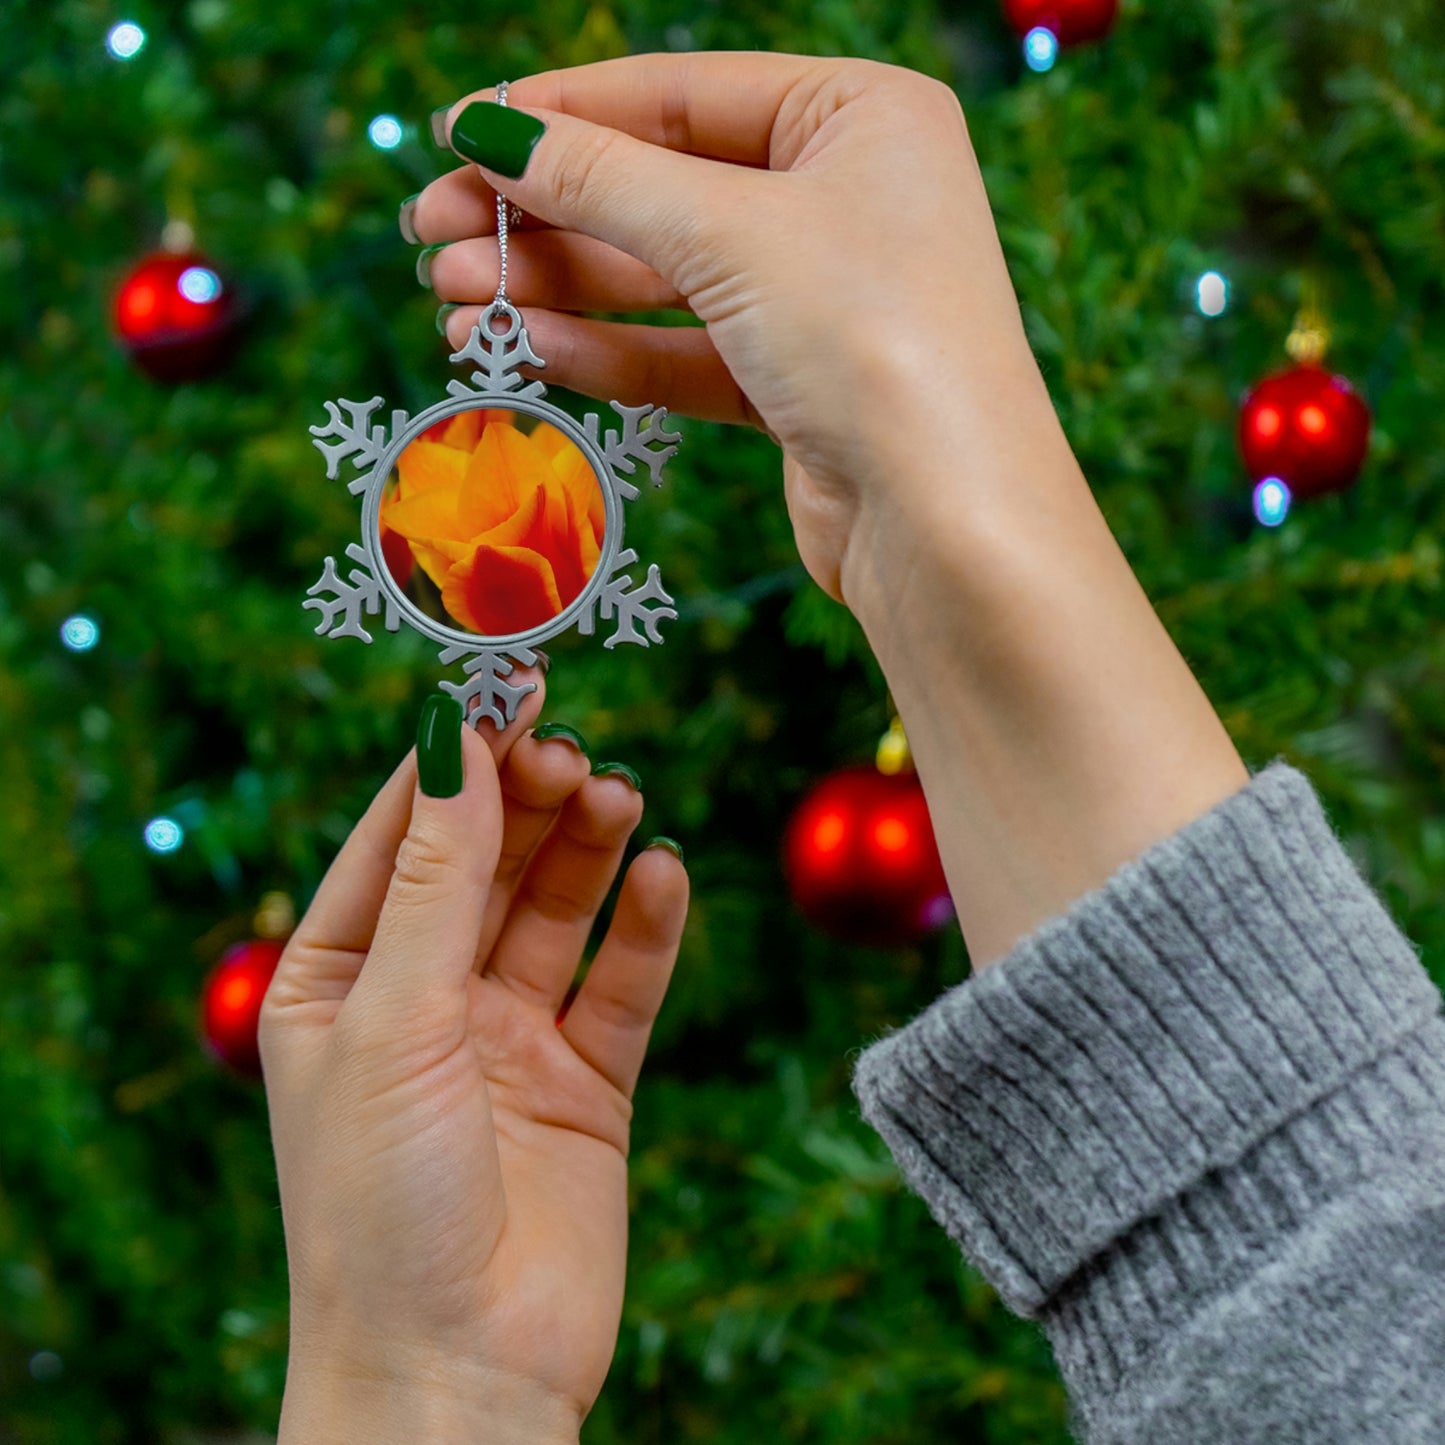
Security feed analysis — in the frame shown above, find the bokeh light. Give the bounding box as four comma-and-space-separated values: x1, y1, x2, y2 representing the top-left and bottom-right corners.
1024, 26, 1059, 72
368, 114, 404, 150
144, 817, 185, 853
60, 615, 100, 652
1196, 270, 1229, 317
105, 21, 146, 59
178, 266, 223, 304
1253, 477, 1292, 528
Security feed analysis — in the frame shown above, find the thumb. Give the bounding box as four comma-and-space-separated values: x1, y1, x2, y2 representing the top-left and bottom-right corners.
442, 94, 746, 289
346, 695, 503, 1029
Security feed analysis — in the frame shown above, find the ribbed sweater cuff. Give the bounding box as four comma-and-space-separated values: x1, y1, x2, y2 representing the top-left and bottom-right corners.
849, 758, 1444, 1318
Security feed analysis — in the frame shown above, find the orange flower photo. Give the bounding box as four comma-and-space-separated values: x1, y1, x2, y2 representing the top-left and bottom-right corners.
378, 409, 605, 636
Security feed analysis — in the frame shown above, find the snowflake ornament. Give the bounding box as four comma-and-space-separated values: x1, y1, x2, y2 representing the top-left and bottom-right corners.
305, 302, 681, 728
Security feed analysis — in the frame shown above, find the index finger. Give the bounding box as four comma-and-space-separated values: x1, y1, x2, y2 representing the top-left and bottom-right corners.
459, 51, 848, 168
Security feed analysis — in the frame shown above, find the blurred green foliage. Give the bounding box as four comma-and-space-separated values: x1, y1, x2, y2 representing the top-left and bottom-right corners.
3, 0, 1445, 1440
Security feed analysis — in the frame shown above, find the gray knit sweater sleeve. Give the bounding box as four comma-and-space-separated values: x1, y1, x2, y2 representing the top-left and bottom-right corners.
850, 759, 1445, 1442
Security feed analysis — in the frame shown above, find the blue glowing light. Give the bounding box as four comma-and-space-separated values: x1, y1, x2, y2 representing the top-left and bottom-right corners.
106, 21, 146, 59
178, 266, 222, 304
1024, 26, 1059, 72
1196, 270, 1229, 317
60, 615, 101, 652
368, 114, 404, 150
144, 817, 185, 853
1253, 477, 1292, 528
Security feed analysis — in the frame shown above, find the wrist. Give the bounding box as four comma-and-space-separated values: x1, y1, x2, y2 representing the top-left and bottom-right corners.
279, 1340, 582, 1445
838, 403, 1247, 973
838, 357, 1081, 634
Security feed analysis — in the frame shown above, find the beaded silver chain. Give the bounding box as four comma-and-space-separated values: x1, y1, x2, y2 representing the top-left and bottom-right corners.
490, 81, 524, 319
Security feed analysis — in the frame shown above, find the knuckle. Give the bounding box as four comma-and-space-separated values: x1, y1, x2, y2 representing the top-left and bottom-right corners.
549, 125, 625, 218
579, 981, 656, 1039
390, 821, 466, 896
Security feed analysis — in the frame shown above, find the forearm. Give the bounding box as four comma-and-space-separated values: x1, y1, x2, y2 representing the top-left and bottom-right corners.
841, 373, 1249, 970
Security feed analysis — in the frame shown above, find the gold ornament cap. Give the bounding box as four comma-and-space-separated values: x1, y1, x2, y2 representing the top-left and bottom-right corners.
876, 715, 913, 776
253, 891, 296, 940
1285, 285, 1331, 365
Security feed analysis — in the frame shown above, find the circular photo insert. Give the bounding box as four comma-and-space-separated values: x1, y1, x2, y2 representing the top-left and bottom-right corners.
378, 408, 606, 639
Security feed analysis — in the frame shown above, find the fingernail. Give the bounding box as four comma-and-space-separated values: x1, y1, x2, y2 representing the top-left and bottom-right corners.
417, 693, 464, 797
416, 242, 448, 289
644, 836, 684, 864
450, 100, 547, 179
532, 648, 551, 676
591, 760, 641, 791
532, 722, 589, 755
429, 105, 453, 148
435, 302, 460, 337
398, 193, 421, 245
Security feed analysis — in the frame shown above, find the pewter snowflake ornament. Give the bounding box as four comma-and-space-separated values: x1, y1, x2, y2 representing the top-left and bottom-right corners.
304, 301, 681, 728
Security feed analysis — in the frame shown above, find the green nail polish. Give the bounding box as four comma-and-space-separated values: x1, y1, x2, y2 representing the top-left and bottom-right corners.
417, 694, 464, 798
591, 760, 642, 791
416, 242, 448, 289
429, 105, 453, 148
450, 100, 546, 179
644, 836, 685, 865
435, 302, 460, 337
533, 722, 589, 755
398, 193, 421, 245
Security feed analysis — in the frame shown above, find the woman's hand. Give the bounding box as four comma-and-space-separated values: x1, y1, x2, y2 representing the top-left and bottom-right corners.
260, 682, 688, 1443
410, 53, 1069, 610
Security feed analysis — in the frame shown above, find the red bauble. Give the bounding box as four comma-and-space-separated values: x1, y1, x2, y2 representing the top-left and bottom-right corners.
113, 251, 239, 382
1238, 363, 1372, 500
1003, 0, 1118, 45
200, 939, 283, 1077
784, 766, 953, 947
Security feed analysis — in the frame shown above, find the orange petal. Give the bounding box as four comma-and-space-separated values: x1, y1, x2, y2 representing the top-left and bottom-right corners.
383, 484, 467, 544
426, 410, 486, 451
408, 540, 454, 592
396, 439, 468, 503
415, 485, 549, 582
545, 433, 606, 540
442, 544, 562, 635
458, 423, 549, 534
536, 472, 593, 605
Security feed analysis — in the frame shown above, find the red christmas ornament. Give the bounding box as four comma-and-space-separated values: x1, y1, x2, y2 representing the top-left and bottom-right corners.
1003, 0, 1118, 46
784, 765, 953, 947
200, 939, 284, 1077
1238, 363, 1372, 501
113, 250, 239, 382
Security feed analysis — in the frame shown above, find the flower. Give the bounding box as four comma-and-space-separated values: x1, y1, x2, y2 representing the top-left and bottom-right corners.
380, 410, 604, 635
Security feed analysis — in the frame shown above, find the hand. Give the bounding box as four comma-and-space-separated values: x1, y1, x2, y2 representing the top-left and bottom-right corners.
260, 681, 688, 1442
410, 53, 1066, 608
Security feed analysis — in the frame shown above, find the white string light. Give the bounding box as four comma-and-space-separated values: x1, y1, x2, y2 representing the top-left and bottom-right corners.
106, 21, 146, 59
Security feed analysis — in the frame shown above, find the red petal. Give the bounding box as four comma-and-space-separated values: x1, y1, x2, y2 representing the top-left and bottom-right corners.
442, 544, 562, 635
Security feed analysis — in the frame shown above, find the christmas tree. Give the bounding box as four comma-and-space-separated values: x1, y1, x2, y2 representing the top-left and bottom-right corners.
4, 1, 1444, 1440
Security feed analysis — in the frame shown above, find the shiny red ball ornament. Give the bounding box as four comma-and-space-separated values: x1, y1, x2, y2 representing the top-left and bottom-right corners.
200, 939, 284, 1077
113, 251, 239, 382
1003, 0, 1118, 45
784, 766, 953, 947
1238, 363, 1372, 500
